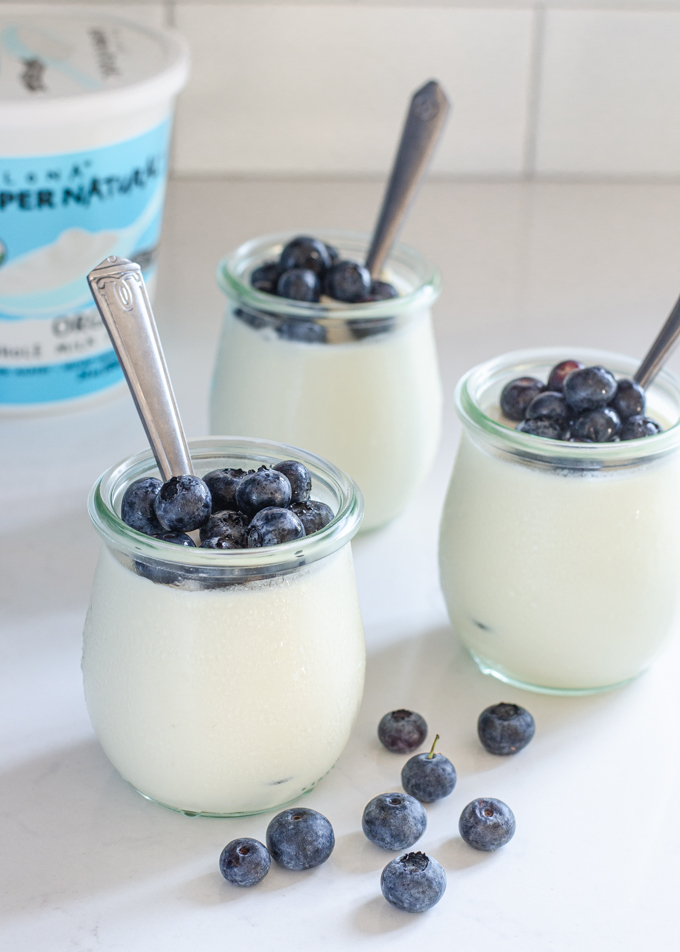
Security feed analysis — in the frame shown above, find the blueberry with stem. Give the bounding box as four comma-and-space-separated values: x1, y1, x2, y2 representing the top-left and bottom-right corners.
401, 734, 457, 803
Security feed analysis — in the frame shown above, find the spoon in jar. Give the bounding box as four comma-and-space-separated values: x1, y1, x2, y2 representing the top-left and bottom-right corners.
365, 79, 450, 279
87, 255, 193, 481
634, 292, 680, 389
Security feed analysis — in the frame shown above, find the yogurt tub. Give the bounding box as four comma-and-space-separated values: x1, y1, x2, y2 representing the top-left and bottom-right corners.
439, 347, 680, 695
0, 12, 189, 413
82, 437, 365, 816
210, 230, 442, 531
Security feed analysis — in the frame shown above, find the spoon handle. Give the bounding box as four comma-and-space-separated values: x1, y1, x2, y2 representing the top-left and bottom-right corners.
365, 80, 450, 278
87, 256, 193, 481
634, 292, 680, 389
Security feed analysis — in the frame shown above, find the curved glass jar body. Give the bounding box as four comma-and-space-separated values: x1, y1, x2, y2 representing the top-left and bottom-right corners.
83, 437, 365, 816
210, 230, 442, 531
439, 348, 680, 695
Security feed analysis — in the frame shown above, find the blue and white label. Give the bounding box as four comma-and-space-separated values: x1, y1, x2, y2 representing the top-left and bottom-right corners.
0, 118, 171, 406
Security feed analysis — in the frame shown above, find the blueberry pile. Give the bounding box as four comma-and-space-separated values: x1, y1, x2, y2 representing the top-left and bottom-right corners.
120, 459, 334, 555
250, 235, 398, 304
501, 359, 662, 442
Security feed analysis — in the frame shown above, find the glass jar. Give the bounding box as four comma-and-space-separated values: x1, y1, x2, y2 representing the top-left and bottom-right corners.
83, 437, 365, 816
210, 230, 442, 531
439, 347, 680, 695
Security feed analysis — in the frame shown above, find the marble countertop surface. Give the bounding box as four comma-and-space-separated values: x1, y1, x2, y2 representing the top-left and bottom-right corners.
2, 178, 679, 950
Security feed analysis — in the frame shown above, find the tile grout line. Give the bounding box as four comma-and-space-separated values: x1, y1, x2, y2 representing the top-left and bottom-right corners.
522, 1, 546, 180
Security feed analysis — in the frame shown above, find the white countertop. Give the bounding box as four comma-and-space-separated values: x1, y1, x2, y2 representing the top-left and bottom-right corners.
2, 178, 679, 950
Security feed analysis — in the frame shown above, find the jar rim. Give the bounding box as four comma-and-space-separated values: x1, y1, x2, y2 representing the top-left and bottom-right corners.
456, 346, 680, 466
216, 228, 441, 320
88, 436, 364, 574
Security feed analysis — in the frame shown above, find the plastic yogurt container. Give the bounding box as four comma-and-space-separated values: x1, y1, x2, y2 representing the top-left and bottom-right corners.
0, 12, 189, 412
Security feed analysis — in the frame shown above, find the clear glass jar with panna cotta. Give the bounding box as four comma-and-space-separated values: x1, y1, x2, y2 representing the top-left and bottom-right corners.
83, 437, 365, 817
210, 230, 442, 532
439, 347, 680, 695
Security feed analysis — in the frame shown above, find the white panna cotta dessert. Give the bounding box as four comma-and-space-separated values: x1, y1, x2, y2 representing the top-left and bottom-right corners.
210, 231, 442, 531
439, 348, 680, 694
83, 438, 365, 816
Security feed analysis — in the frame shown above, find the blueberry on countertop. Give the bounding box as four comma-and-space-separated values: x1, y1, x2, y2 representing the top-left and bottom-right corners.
366, 279, 399, 302
277, 268, 321, 303
153, 475, 212, 532
250, 261, 279, 295
500, 377, 545, 421
516, 418, 563, 440
547, 359, 584, 393
219, 838, 271, 887
362, 793, 427, 851
273, 460, 312, 504
324, 261, 372, 303
279, 236, 332, 277
459, 798, 516, 851
200, 510, 249, 546
203, 468, 250, 512
236, 468, 292, 517
477, 702, 535, 755
571, 406, 621, 442
378, 709, 428, 753
156, 530, 196, 546
121, 477, 162, 536
248, 507, 305, 547
525, 391, 568, 425
620, 415, 661, 440
611, 378, 646, 420
562, 366, 617, 411
290, 500, 334, 535
380, 852, 446, 913
266, 807, 335, 870
401, 735, 457, 803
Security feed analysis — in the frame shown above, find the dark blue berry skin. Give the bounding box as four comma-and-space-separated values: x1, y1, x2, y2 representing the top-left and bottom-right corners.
500, 377, 544, 421
478, 703, 535, 755
571, 406, 621, 442
611, 378, 646, 420
620, 415, 661, 440
547, 359, 584, 393
459, 798, 515, 851
525, 391, 568, 425
401, 752, 457, 803
277, 320, 327, 343
200, 536, 240, 549
203, 468, 250, 512
516, 418, 563, 440
563, 366, 617, 411
378, 710, 427, 753
250, 261, 279, 295
199, 510, 249, 546
121, 477, 162, 536
266, 807, 334, 870
279, 236, 332, 277
324, 261, 372, 303
290, 500, 334, 535
277, 268, 321, 303
366, 279, 398, 302
380, 852, 446, 913
248, 507, 305, 547
153, 475, 212, 532
156, 531, 196, 546
236, 468, 292, 518
325, 243, 340, 265
219, 838, 271, 887
273, 460, 312, 504
362, 793, 427, 851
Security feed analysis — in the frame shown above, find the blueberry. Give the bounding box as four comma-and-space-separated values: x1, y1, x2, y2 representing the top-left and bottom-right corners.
234, 306, 269, 331
236, 468, 292, 517
203, 468, 250, 512
325, 242, 340, 265
219, 838, 270, 887
156, 530, 196, 546
563, 366, 617, 411
200, 536, 240, 549
380, 852, 446, 913
290, 500, 334, 535
250, 261, 279, 295
279, 236, 332, 277
400, 735, 457, 803
500, 377, 545, 421
477, 702, 535, 755
266, 807, 334, 870
378, 709, 427, 753
277, 268, 321, 303
571, 406, 621, 442
525, 391, 568, 424
547, 359, 584, 393
248, 507, 305, 547
362, 793, 427, 851
153, 475, 212, 532
611, 378, 646, 420
459, 798, 515, 851
349, 316, 396, 340
273, 460, 312, 504
516, 418, 563, 440
620, 415, 661, 440
199, 510, 249, 546
324, 261, 372, 303
277, 320, 327, 343
366, 279, 398, 302
121, 477, 162, 536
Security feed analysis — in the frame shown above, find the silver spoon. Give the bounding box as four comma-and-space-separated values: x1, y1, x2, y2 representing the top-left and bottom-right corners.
365, 80, 450, 279
87, 256, 193, 481
634, 292, 680, 389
